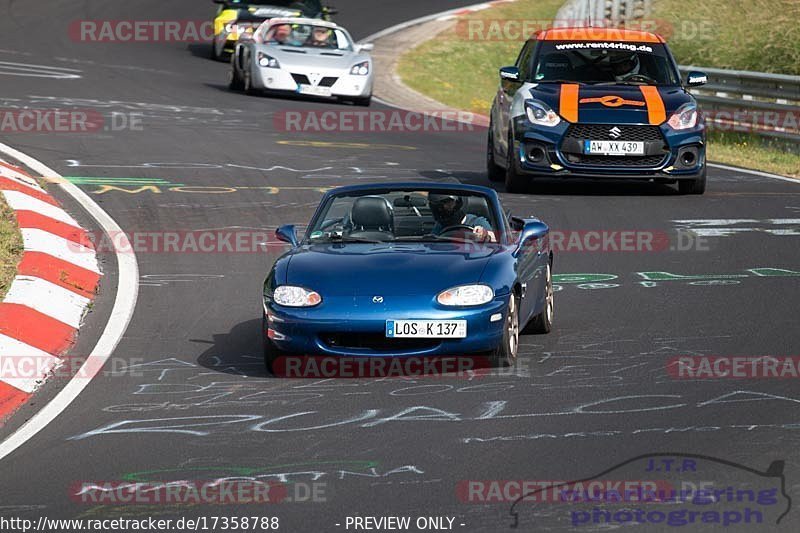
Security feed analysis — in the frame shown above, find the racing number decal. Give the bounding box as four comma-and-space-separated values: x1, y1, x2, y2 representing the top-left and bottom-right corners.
639, 86, 666, 125
559, 84, 580, 123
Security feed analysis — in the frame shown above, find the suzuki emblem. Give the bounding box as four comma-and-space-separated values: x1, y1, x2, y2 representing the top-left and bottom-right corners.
372, 296, 384, 304
609, 126, 623, 139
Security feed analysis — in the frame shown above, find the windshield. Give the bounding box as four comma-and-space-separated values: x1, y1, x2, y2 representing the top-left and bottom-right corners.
306, 190, 501, 244
261, 23, 352, 50
531, 41, 680, 85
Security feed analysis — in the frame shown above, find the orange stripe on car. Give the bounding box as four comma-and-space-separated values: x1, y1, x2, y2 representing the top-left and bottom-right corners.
538, 28, 664, 43
559, 84, 580, 123
639, 86, 666, 125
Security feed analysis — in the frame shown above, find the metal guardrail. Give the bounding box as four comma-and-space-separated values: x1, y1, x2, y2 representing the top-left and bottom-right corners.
678, 66, 800, 145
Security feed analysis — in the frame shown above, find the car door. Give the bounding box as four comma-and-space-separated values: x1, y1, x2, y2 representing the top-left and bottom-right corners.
495, 41, 534, 159
511, 215, 549, 322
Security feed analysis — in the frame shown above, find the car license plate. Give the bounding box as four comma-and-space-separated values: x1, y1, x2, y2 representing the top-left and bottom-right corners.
386, 320, 467, 338
584, 140, 645, 156
297, 85, 333, 97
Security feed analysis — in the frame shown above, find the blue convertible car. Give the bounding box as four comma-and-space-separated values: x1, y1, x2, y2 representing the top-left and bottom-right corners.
262, 183, 554, 372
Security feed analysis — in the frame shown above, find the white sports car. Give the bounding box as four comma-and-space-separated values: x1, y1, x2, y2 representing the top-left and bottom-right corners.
230, 18, 373, 106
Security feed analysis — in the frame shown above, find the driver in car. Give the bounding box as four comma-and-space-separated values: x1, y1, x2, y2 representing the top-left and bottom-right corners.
429, 194, 496, 242
609, 52, 641, 81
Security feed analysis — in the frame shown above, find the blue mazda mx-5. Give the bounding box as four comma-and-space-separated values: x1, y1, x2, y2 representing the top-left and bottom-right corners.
261, 182, 554, 371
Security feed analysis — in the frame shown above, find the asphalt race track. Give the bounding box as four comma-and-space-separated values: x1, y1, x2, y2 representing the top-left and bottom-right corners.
1, 1, 800, 531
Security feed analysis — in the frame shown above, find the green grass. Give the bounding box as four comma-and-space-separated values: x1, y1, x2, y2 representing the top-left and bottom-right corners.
651, 0, 800, 74
398, 0, 800, 178
0, 193, 23, 299
397, 0, 564, 115
707, 132, 800, 178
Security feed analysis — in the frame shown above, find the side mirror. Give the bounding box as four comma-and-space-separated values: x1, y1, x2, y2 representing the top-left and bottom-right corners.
276, 224, 299, 247
356, 43, 374, 53
513, 219, 549, 256
687, 71, 708, 87
500, 66, 520, 82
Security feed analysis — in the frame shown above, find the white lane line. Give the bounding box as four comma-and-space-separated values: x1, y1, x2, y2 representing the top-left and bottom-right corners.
4, 277, 90, 329
708, 164, 798, 183
0, 335, 60, 393
1, 191, 80, 226
0, 142, 139, 462
20, 228, 100, 274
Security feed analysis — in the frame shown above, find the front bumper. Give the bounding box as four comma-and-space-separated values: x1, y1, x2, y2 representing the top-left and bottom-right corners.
263, 295, 507, 357
512, 119, 706, 179
251, 67, 373, 98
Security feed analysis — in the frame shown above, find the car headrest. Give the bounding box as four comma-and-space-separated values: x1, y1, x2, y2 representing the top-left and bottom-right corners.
350, 196, 393, 231
463, 195, 491, 221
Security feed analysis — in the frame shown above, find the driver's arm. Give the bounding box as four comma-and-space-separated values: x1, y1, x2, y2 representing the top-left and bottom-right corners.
468, 216, 497, 242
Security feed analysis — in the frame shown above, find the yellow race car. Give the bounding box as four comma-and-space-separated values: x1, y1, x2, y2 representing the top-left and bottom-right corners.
211, 0, 334, 60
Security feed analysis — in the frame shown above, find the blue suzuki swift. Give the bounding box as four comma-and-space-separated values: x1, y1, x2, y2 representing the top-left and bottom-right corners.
488, 27, 708, 194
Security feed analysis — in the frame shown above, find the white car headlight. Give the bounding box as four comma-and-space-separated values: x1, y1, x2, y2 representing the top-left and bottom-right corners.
525, 100, 561, 127
258, 52, 280, 68
274, 286, 322, 307
437, 285, 494, 307
667, 103, 699, 130
350, 61, 370, 76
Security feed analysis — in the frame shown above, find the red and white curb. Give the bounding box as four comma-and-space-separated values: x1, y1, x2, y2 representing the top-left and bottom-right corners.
0, 161, 100, 422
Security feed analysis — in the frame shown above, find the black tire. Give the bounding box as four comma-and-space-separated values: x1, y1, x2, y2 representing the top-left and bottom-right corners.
527, 262, 554, 334
487, 127, 505, 182
210, 42, 220, 60
491, 294, 520, 367
352, 95, 372, 107
262, 314, 283, 375
505, 132, 528, 193
678, 166, 707, 195
243, 70, 259, 96
229, 65, 244, 91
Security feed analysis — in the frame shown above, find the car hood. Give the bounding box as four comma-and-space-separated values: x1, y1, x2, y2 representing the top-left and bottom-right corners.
283, 243, 504, 296
529, 83, 693, 125
261, 45, 365, 69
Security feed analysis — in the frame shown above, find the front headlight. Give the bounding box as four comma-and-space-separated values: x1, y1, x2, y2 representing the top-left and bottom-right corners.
273, 286, 322, 307
350, 61, 370, 76
258, 52, 280, 68
667, 103, 699, 130
525, 100, 561, 127
437, 285, 494, 307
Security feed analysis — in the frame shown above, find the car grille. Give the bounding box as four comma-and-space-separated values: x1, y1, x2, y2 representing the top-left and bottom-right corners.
565, 124, 664, 142
320, 333, 439, 352
564, 153, 669, 167
319, 77, 338, 87
291, 73, 310, 85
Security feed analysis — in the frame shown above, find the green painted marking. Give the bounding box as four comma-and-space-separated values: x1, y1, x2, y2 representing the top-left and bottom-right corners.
747, 268, 800, 277
636, 271, 749, 282
553, 273, 618, 284
63, 176, 184, 186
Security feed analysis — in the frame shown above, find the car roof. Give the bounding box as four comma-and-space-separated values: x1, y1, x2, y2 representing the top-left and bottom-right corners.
324, 182, 500, 199
535, 27, 665, 44
267, 17, 341, 30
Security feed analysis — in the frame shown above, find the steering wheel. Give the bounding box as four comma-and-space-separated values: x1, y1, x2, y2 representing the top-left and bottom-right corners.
438, 224, 475, 235
621, 73, 657, 84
